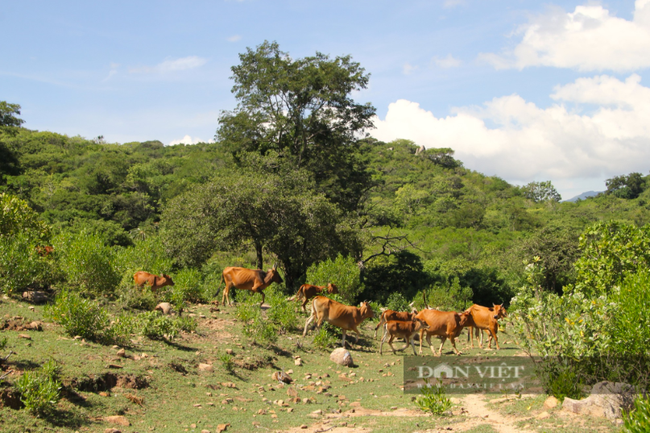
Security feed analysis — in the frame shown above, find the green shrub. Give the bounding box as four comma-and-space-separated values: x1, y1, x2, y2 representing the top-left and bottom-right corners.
266, 287, 298, 332
311, 322, 341, 350
235, 294, 278, 345
306, 254, 363, 303
165, 267, 205, 304
220, 353, 235, 374
414, 379, 452, 416
15, 359, 61, 416
610, 270, 650, 357
45, 289, 112, 342
385, 292, 410, 312
53, 230, 120, 296
541, 361, 585, 402
624, 394, 650, 433
0, 231, 52, 295
137, 311, 196, 341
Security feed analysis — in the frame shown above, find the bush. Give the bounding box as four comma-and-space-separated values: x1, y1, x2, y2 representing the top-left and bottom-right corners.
53, 230, 120, 296
624, 394, 650, 433
45, 289, 112, 342
220, 353, 235, 374
15, 360, 61, 416
266, 287, 298, 332
385, 292, 411, 312
138, 311, 196, 340
306, 254, 363, 303
235, 293, 278, 345
164, 267, 205, 305
414, 379, 452, 416
311, 322, 341, 350
0, 231, 52, 295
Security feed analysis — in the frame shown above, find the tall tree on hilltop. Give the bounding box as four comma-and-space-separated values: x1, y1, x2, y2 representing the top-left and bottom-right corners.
216, 41, 376, 212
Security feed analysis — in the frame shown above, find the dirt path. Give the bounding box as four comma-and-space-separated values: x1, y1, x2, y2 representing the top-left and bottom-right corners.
458, 394, 534, 433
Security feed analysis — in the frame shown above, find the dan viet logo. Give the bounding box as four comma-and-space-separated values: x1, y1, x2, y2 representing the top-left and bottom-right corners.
404, 357, 536, 394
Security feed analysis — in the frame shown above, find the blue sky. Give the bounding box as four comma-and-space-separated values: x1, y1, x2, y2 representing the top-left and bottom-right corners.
2, 0, 650, 200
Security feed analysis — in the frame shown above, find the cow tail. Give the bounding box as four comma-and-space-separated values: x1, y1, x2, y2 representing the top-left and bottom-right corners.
295, 285, 304, 301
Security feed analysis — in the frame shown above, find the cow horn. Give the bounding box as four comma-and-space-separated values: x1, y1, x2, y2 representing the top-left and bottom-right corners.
273, 263, 278, 270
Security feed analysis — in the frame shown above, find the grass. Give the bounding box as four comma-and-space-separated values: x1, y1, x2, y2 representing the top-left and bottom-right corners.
0, 296, 626, 432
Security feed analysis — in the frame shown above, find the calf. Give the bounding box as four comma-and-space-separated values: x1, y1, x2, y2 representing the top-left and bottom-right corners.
380, 319, 430, 356
465, 304, 507, 350
374, 310, 417, 340
294, 283, 338, 312
303, 296, 374, 347
221, 265, 283, 307
134, 271, 175, 295
415, 309, 470, 356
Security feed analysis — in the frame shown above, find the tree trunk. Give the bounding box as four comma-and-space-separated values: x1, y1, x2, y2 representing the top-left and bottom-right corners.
255, 241, 264, 270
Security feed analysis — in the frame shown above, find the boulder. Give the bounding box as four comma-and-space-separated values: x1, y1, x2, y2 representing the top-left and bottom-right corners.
562, 381, 636, 420
22, 291, 48, 304
104, 415, 130, 426
543, 395, 559, 409
154, 302, 174, 315
329, 348, 354, 367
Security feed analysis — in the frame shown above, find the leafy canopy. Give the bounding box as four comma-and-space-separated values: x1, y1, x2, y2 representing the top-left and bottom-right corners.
217, 40, 376, 211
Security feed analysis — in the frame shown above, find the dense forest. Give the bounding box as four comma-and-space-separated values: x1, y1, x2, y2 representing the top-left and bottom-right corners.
2, 42, 650, 313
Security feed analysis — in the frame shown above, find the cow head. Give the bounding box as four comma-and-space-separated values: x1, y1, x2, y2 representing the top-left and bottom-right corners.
327, 283, 339, 294
266, 264, 283, 285
359, 301, 374, 319
161, 274, 175, 286
492, 304, 507, 319
415, 318, 430, 331
458, 311, 471, 326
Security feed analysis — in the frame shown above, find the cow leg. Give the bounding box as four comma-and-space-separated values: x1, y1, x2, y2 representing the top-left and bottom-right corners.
341, 330, 347, 348
438, 336, 447, 357
388, 335, 398, 355
222, 283, 232, 307
489, 325, 499, 350
419, 330, 425, 355
409, 337, 418, 356
428, 335, 437, 356
301, 299, 307, 313
259, 290, 265, 307
303, 311, 316, 336
374, 316, 385, 340
380, 332, 387, 355
450, 334, 462, 355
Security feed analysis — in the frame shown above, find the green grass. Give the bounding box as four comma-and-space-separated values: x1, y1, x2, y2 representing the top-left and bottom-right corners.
0, 297, 623, 432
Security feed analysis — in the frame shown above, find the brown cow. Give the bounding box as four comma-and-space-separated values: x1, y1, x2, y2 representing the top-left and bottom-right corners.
294, 283, 339, 312
465, 304, 507, 350
221, 265, 283, 307
374, 310, 417, 340
415, 309, 471, 356
133, 271, 175, 295
380, 319, 430, 356
303, 296, 374, 347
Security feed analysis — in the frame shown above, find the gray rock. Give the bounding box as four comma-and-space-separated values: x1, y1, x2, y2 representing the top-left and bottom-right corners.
562, 381, 636, 420
329, 348, 354, 367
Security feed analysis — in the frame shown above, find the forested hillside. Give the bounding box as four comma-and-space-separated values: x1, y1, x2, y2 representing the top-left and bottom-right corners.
2, 42, 650, 311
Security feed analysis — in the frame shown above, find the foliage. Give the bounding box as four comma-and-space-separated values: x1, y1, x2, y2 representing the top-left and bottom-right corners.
606, 172, 646, 199
0, 193, 50, 239
217, 40, 375, 212
572, 221, 650, 297
0, 231, 54, 295
53, 230, 120, 296
266, 287, 298, 332
0, 101, 25, 135
624, 394, 650, 433
15, 360, 61, 416
362, 251, 429, 304
138, 311, 196, 340
384, 292, 411, 312
235, 293, 278, 345
45, 289, 112, 342
306, 254, 363, 303
520, 181, 561, 202
414, 379, 452, 416
609, 270, 650, 358
220, 353, 235, 374
165, 268, 205, 304
311, 322, 341, 350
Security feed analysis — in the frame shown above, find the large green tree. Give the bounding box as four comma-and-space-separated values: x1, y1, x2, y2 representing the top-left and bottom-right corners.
216, 41, 376, 212
160, 166, 359, 290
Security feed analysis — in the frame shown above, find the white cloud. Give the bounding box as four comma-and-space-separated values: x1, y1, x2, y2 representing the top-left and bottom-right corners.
227, 35, 242, 42
103, 63, 119, 81
432, 54, 461, 69
443, 0, 465, 8
480, 0, 650, 72
168, 135, 205, 146
403, 62, 418, 75
372, 74, 650, 188
129, 56, 207, 74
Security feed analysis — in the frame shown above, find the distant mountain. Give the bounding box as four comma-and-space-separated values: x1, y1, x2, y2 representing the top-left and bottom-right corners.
563, 191, 602, 202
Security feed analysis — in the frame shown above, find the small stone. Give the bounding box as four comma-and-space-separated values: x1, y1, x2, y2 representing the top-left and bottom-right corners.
312, 409, 323, 415
104, 415, 130, 427
537, 411, 551, 419
116, 348, 126, 358
543, 396, 559, 409
198, 363, 214, 372
18, 334, 31, 340
225, 348, 234, 355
